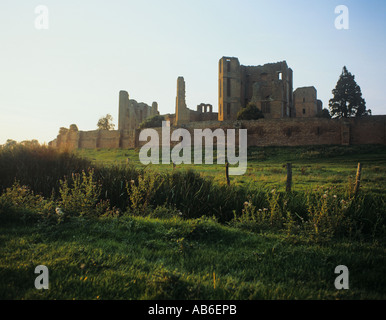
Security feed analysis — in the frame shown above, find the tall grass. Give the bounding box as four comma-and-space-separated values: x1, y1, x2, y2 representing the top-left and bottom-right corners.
0, 143, 385, 243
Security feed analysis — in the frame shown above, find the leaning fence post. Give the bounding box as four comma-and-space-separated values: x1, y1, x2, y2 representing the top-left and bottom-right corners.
354, 163, 362, 196
286, 163, 292, 193
226, 161, 230, 186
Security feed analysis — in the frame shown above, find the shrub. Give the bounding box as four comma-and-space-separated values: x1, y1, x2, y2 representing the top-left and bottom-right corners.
0, 182, 56, 225
237, 103, 264, 120
58, 169, 109, 217
139, 115, 165, 129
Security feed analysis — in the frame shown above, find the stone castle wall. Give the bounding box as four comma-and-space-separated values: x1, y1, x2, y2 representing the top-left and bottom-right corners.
50, 116, 386, 150
135, 116, 386, 148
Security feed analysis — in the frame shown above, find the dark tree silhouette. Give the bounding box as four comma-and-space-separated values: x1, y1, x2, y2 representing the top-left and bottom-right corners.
329, 66, 371, 118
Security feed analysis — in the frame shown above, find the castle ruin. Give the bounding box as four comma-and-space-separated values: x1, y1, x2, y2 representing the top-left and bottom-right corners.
49, 56, 386, 149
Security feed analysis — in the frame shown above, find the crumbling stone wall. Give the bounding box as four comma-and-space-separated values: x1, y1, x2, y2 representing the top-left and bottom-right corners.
118, 90, 159, 133
218, 57, 295, 121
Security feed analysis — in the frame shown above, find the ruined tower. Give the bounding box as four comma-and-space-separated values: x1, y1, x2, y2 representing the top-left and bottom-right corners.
294, 87, 323, 118
118, 90, 129, 131
218, 57, 295, 120
175, 76, 189, 125
218, 57, 242, 121
118, 90, 159, 132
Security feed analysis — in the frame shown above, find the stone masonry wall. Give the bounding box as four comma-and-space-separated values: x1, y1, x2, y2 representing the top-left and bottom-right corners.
50, 116, 386, 150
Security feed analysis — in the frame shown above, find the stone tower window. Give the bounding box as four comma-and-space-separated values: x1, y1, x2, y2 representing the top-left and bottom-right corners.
227, 103, 231, 117
303, 108, 306, 115
227, 60, 231, 72
278, 72, 282, 80
227, 78, 231, 97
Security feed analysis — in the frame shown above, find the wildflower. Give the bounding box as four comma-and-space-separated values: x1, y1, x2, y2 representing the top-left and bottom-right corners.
333, 195, 337, 198
271, 189, 276, 193
244, 201, 249, 206
130, 180, 135, 185
323, 194, 327, 199
55, 207, 64, 215
263, 208, 268, 211
258, 209, 262, 212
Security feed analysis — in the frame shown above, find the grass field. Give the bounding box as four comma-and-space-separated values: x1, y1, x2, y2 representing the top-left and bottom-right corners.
1, 216, 385, 300
1, 144, 385, 300
75, 144, 386, 193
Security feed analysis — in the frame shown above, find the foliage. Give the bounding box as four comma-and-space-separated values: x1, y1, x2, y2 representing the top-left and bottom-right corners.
59, 169, 111, 218
237, 103, 264, 120
0, 143, 93, 198
1, 144, 386, 300
1, 143, 385, 242
139, 115, 165, 129
0, 182, 56, 225
97, 114, 115, 130
329, 66, 371, 118
316, 108, 331, 119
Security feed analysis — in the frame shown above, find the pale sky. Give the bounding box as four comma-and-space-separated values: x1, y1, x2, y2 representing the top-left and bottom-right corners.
0, 0, 385, 145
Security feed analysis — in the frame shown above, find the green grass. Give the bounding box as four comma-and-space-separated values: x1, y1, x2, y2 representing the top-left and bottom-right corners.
74, 145, 386, 194
1, 216, 385, 300
1, 143, 385, 300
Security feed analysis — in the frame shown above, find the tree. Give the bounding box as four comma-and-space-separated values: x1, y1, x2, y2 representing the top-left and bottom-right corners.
139, 115, 165, 129
316, 108, 331, 119
97, 114, 115, 130
329, 66, 371, 118
237, 103, 264, 120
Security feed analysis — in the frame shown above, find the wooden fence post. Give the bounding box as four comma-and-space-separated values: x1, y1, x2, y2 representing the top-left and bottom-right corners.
226, 161, 230, 186
354, 163, 362, 196
286, 163, 292, 193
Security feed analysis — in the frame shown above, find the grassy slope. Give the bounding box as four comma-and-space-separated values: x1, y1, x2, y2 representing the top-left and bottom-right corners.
1, 216, 385, 300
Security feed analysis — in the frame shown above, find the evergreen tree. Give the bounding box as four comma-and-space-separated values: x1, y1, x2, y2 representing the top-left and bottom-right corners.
329, 66, 371, 118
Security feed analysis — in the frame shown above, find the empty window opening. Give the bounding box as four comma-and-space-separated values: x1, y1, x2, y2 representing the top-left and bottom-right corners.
303, 97, 306, 103
303, 108, 306, 115
278, 72, 282, 80
227, 78, 231, 97
226, 60, 231, 72
227, 103, 231, 116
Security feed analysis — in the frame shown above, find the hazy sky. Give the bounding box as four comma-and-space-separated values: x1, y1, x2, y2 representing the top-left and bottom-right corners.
0, 0, 385, 145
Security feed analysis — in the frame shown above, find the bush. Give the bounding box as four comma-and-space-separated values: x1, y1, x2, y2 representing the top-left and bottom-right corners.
0, 143, 92, 198
0, 182, 56, 225
139, 115, 165, 129
237, 104, 264, 120
59, 169, 110, 218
